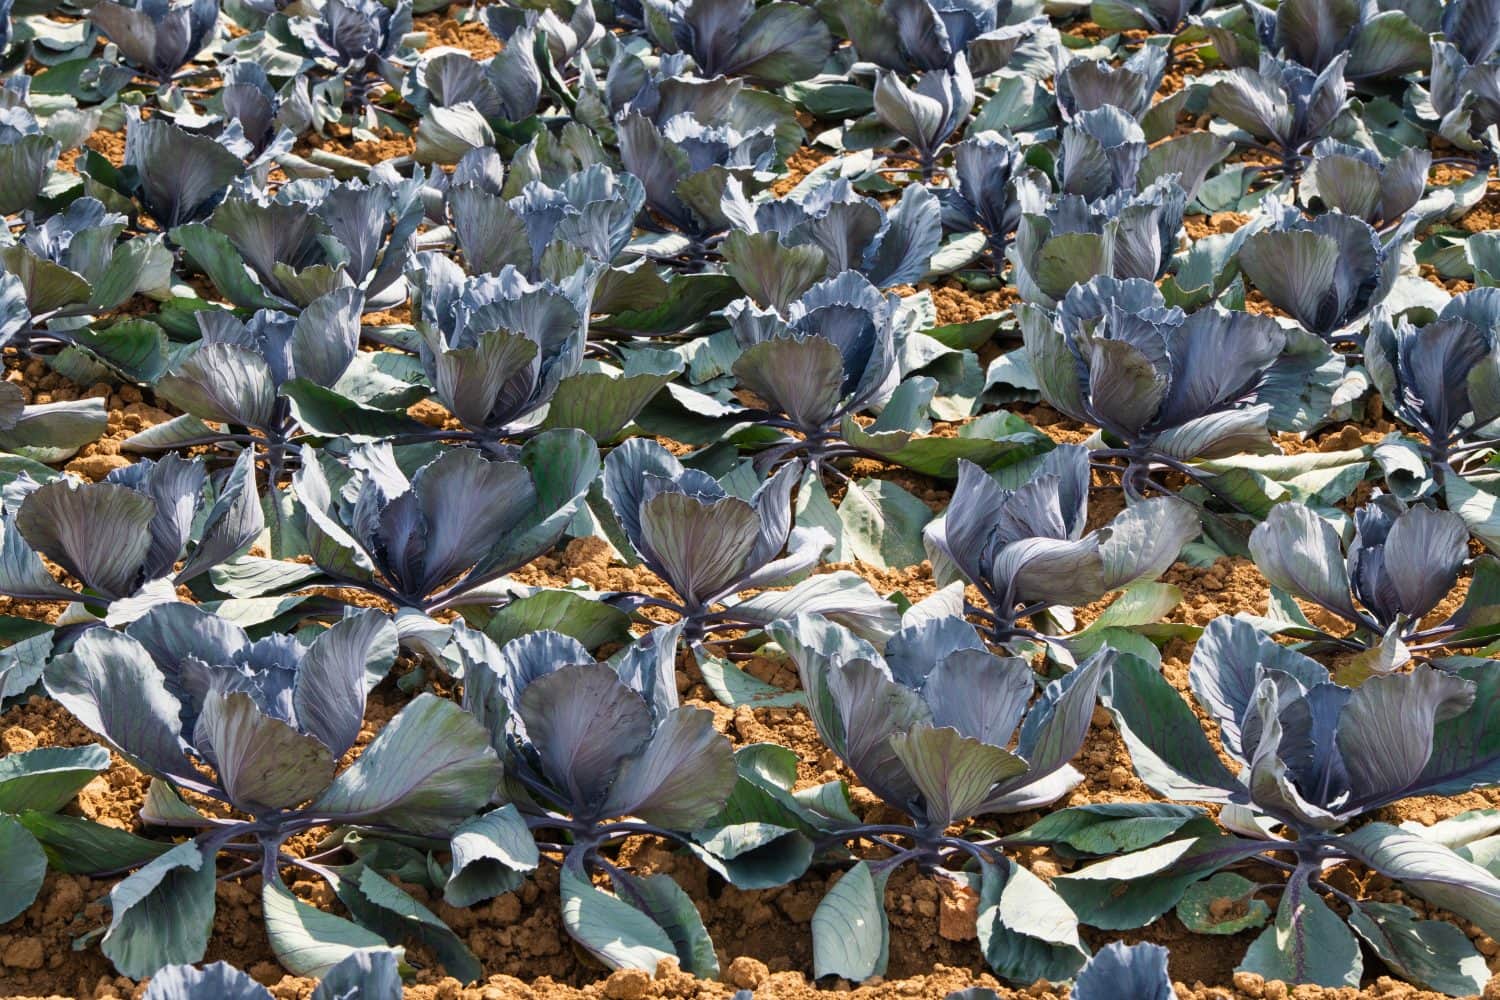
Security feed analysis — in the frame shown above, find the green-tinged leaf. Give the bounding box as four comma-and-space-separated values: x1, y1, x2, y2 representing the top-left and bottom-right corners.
812, 861, 890, 981
540, 356, 682, 443
340, 866, 481, 984
197, 691, 337, 813
597, 274, 740, 335
842, 409, 1052, 478
1099, 653, 1238, 802
1347, 900, 1488, 997
611, 870, 719, 979
695, 645, 803, 709
689, 822, 814, 889
0, 398, 110, 462
170, 223, 283, 309
979, 859, 1089, 984
838, 479, 933, 571
16, 811, 171, 873
473, 589, 632, 650
1446, 475, 1500, 551
263, 878, 398, 978
560, 859, 678, 971
101, 840, 216, 979
209, 557, 325, 599
1010, 803, 1212, 854
0, 816, 46, 923
1238, 877, 1362, 988
1054, 835, 1269, 930
1340, 823, 1500, 939
141, 779, 208, 827
282, 379, 427, 439
1176, 873, 1270, 935
444, 805, 540, 908
67, 319, 172, 383
311, 694, 500, 833
0, 743, 109, 813
121, 414, 225, 453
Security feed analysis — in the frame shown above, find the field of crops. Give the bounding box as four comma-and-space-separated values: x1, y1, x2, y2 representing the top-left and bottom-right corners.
0, 0, 1498, 996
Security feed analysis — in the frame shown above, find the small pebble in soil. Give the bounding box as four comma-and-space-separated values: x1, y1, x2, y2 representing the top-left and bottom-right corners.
727, 955, 770, 989
1, 725, 37, 752
2, 937, 45, 970
603, 968, 651, 1000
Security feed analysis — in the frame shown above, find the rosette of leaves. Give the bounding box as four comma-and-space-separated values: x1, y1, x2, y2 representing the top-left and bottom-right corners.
0, 449, 261, 613
444, 153, 644, 277
640, 0, 832, 84
1056, 106, 1230, 206
482, 0, 600, 67
872, 57, 974, 179
1236, 201, 1408, 342
1413, 36, 1500, 162
1205, 53, 1349, 176
173, 172, 424, 312
1054, 44, 1167, 121
104, 111, 247, 231
1089, 0, 1211, 34
218, 62, 300, 163
413, 16, 542, 162
600, 438, 901, 642
1082, 615, 1500, 994
1020, 276, 1288, 497
826, 0, 1043, 74
1198, 0, 1431, 80
450, 622, 735, 976
768, 613, 1115, 984
1366, 290, 1500, 491
1055, 106, 1149, 201
408, 252, 599, 440
616, 107, 780, 250
938, 130, 1023, 273
724, 271, 900, 467
1299, 140, 1430, 231
40, 605, 505, 980
89, 0, 218, 82
0, 103, 58, 216
1248, 497, 1493, 663
293, 431, 598, 612
140, 288, 364, 474
288, 0, 415, 107
719, 178, 941, 300
1007, 172, 1187, 307
0, 196, 171, 340
923, 446, 1199, 643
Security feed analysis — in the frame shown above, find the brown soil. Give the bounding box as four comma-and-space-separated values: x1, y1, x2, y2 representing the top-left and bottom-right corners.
302, 125, 416, 166
416, 14, 502, 59
925, 283, 1017, 325
770, 148, 833, 197
1458, 181, 1500, 233
56, 128, 126, 173
1182, 212, 1250, 240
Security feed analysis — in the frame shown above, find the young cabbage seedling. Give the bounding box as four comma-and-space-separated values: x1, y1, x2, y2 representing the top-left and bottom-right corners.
769, 613, 1117, 984
40, 605, 500, 981
1067, 615, 1500, 994
924, 445, 1198, 645
450, 623, 737, 978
